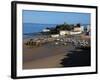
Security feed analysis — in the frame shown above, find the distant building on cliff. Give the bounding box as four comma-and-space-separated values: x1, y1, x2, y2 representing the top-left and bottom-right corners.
51, 34, 59, 38
42, 28, 50, 32
74, 26, 82, 32
59, 30, 69, 35
59, 25, 82, 36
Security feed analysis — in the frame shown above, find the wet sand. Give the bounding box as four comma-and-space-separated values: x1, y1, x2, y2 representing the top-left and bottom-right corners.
23, 53, 67, 69
60, 47, 91, 67
23, 42, 75, 69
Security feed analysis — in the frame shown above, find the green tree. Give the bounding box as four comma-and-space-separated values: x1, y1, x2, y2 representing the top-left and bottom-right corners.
76, 23, 81, 27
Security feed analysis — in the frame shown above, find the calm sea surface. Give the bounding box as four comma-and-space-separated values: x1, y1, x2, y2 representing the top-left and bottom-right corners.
23, 23, 57, 39
23, 23, 57, 33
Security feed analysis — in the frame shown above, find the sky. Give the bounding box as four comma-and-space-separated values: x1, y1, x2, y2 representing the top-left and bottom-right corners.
22, 10, 90, 25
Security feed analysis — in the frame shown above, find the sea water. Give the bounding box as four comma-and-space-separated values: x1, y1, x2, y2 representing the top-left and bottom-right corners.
23, 23, 57, 39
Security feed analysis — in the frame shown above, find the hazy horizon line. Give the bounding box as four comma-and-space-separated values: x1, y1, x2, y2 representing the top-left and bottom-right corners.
23, 22, 90, 25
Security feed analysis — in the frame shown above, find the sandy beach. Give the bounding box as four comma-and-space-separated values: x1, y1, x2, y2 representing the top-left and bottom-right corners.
23, 34, 90, 69
23, 41, 75, 69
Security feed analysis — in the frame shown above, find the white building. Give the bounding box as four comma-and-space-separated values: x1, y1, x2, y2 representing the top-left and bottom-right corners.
59, 28, 82, 36
42, 28, 50, 32
80, 26, 85, 32
59, 30, 70, 35
70, 31, 82, 35
86, 25, 90, 32
51, 34, 59, 38
74, 27, 82, 32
